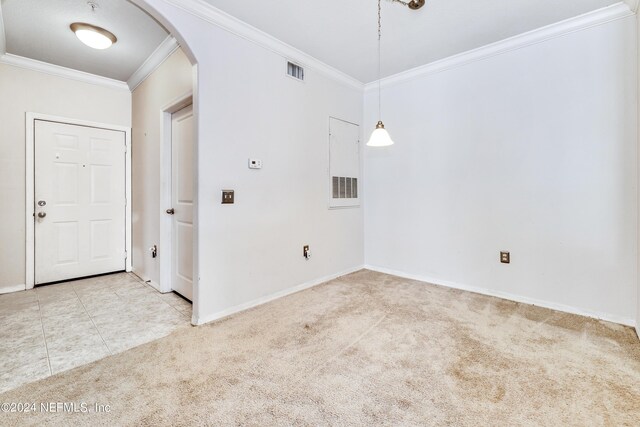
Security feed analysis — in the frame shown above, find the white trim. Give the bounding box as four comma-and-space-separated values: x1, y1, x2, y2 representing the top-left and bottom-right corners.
0, 2, 6, 55
0, 53, 129, 91
636, 0, 640, 338
127, 36, 180, 91
0, 284, 27, 295
159, 92, 194, 294
328, 117, 361, 209
164, 0, 363, 91
189, 65, 200, 325
125, 125, 132, 274
147, 280, 162, 292
623, 0, 639, 12
193, 265, 364, 325
25, 113, 132, 289
364, 265, 636, 327
365, 2, 635, 91
131, 270, 163, 293
26, 116, 35, 289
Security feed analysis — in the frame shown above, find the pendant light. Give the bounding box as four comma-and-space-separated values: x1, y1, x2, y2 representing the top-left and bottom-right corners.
367, 0, 394, 147
366, 0, 424, 146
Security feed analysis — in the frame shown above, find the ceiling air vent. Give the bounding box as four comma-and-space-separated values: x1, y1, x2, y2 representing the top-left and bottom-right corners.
287, 61, 304, 81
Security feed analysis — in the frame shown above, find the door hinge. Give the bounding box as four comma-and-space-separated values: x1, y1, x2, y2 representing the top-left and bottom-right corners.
124, 251, 128, 260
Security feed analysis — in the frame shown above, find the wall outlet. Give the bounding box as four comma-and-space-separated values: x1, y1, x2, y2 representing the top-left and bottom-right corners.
303, 245, 311, 260
222, 190, 234, 204
500, 251, 510, 264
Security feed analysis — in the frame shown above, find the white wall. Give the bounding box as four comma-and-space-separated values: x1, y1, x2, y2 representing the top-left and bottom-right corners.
637, 7, 640, 334
0, 63, 131, 292
131, 48, 192, 286
364, 16, 638, 325
134, 0, 364, 324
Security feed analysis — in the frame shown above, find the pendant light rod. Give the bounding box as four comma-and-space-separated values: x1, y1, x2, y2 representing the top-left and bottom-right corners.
370, 0, 423, 147
378, 0, 424, 106
377, 0, 382, 121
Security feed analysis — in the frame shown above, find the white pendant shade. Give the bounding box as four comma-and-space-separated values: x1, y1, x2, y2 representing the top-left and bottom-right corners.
367, 121, 394, 147
71, 23, 117, 50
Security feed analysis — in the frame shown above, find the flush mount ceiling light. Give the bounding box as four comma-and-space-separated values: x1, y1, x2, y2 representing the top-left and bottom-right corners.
367, 0, 425, 147
70, 22, 117, 50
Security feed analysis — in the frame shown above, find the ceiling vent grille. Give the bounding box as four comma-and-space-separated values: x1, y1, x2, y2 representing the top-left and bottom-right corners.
287, 61, 304, 81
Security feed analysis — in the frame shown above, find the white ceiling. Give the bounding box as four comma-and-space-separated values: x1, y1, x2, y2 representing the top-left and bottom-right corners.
1, 0, 168, 82
204, 0, 621, 83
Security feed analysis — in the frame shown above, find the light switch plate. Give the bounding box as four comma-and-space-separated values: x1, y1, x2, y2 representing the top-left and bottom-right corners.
500, 251, 510, 264
222, 190, 234, 204
248, 159, 262, 169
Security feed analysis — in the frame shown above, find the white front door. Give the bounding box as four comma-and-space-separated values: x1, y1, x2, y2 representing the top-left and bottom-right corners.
34, 120, 126, 284
170, 105, 194, 300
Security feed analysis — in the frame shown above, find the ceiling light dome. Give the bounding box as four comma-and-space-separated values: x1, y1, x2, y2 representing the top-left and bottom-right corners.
70, 23, 117, 50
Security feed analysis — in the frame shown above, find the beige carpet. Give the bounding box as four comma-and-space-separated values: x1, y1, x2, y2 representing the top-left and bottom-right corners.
1, 270, 639, 426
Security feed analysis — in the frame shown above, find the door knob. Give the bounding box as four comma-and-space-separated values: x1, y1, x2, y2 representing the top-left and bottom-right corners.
166, 208, 175, 215
37, 212, 47, 218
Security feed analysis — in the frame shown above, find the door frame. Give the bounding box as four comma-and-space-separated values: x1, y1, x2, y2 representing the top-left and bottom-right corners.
25, 112, 132, 289
159, 92, 193, 294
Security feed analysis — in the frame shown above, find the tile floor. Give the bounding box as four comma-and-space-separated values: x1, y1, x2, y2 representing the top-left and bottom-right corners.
0, 272, 191, 393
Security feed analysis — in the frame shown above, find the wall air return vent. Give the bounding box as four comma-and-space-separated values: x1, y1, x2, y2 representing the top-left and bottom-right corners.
332, 177, 358, 199
287, 61, 304, 81
329, 117, 360, 208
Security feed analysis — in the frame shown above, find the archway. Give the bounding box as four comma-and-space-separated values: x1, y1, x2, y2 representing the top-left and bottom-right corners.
128, 0, 201, 324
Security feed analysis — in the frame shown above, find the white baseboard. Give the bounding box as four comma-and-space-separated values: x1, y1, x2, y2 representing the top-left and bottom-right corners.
0, 284, 27, 295
131, 270, 163, 293
364, 265, 636, 327
193, 265, 364, 326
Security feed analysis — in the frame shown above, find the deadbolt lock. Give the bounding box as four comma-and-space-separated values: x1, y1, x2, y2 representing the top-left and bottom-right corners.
38, 200, 46, 207
166, 208, 175, 215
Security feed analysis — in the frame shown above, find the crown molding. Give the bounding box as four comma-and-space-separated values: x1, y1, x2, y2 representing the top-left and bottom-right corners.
623, 0, 639, 12
0, 3, 6, 55
365, 2, 634, 92
0, 53, 130, 91
127, 35, 180, 91
165, 0, 364, 91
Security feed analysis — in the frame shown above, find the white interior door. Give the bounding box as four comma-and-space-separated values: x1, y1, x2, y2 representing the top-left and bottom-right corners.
34, 120, 126, 284
170, 105, 194, 300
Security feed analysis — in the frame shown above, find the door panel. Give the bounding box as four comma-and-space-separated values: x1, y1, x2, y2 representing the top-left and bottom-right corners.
90, 220, 113, 260
176, 222, 193, 282
171, 105, 194, 300
35, 120, 126, 284
54, 222, 79, 265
